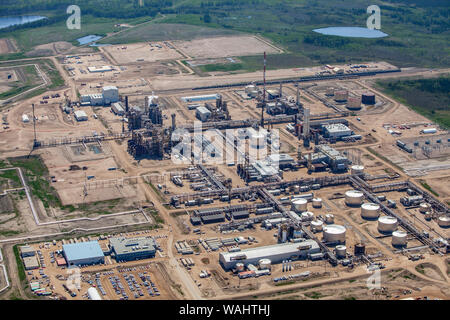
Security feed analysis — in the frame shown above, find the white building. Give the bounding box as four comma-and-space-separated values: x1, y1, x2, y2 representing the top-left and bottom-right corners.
102, 86, 119, 105
196, 106, 211, 122
22, 114, 30, 123
323, 123, 352, 139
111, 102, 125, 116
74, 110, 88, 121
88, 66, 113, 73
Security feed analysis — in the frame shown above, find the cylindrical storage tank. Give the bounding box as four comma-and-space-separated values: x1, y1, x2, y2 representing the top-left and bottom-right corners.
323, 224, 346, 243
249, 129, 267, 149
259, 259, 271, 270
311, 220, 323, 231
424, 212, 432, 221
392, 231, 407, 247
335, 245, 347, 258
301, 211, 314, 221
437, 216, 450, 228
419, 203, 431, 214
312, 198, 322, 208
346, 96, 362, 110
345, 190, 364, 206
354, 243, 365, 256
377, 216, 398, 233
291, 198, 308, 213
362, 92, 376, 105
351, 165, 365, 175
236, 263, 245, 272
326, 87, 335, 96
361, 203, 381, 219
334, 90, 348, 102
87, 287, 102, 300
325, 214, 334, 224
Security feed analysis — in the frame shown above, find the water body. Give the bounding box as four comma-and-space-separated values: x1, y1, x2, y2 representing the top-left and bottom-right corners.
0, 15, 47, 29
89, 43, 111, 47
313, 27, 388, 38
77, 35, 103, 45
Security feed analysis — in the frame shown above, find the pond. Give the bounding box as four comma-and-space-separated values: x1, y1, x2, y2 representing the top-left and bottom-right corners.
77, 35, 103, 45
313, 27, 388, 38
0, 15, 47, 29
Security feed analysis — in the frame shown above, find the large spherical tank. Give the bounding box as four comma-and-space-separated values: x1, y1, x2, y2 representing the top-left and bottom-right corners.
377, 216, 398, 233
335, 245, 347, 258
301, 211, 314, 221
312, 198, 322, 208
438, 216, 450, 228
362, 92, 376, 105
334, 90, 348, 102
236, 263, 245, 272
392, 231, 407, 247
311, 220, 323, 231
259, 259, 272, 270
419, 203, 431, 214
351, 165, 365, 175
87, 287, 102, 300
345, 190, 364, 206
323, 224, 346, 243
361, 203, 381, 219
325, 214, 335, 224
346, 96, 362, 110
291, 198, 308, 213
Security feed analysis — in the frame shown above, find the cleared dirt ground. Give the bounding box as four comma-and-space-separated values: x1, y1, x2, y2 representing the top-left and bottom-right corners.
173, 35, 281, 59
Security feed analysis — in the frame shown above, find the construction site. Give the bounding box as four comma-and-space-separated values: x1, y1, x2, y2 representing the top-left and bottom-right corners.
0, 31, 448, 302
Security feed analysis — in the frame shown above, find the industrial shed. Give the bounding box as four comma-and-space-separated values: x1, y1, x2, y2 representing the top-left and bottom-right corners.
190, 216, 202, 225
219, 240, 320, 270
23, 256, 39, 270
109, 237, 156, 262
201, 213, 225, 224
231, 211, 249, 220
63, 241, 105, 266
74, 110, 88, 122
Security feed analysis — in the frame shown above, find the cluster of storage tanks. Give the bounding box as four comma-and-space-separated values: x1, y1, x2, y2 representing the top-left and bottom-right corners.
345, 190, 364, 206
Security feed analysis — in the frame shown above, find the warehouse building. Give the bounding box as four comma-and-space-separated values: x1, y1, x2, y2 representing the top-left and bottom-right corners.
23, 256, 40, 270
80, 86, 119, 106
74, 110, 88, 121
109, 237, 156, 262
322, 123, 353, 139
88, 66, 113, 73
196, 106, 212, 122
201, 213, 225, 224
63, 241, 105, 266
219, 240, 320, 270
111, 102, 125, 116
19, 245, 35, 258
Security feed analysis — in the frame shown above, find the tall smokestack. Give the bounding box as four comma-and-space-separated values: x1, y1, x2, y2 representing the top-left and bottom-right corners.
171, 113, 176, 131
303, 108, 310, 138
279, 82, 282, 98
125, 96, 129, 112
261, 51, 266, 128
32, 103, 37, 145
296, 84, 300, 105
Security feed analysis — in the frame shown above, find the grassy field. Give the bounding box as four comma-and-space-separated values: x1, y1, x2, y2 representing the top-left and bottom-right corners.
376, 75, 450, 129
0, 65, 42, 100
4, 15, 152, 53
8, 156, 61, 209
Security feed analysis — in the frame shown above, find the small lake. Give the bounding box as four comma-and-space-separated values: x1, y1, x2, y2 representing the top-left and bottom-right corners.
313, 27, 388, 38
0, 15, 47, 29
77, 35, 103, 45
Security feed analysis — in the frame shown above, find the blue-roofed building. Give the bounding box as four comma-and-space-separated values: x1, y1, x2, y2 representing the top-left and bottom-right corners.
63, 241, 105, 266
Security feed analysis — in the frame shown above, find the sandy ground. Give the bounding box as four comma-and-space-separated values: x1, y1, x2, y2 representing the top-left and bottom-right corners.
102, 42, 183, 64
173, 35, 281, 59
0, 38, 17, 54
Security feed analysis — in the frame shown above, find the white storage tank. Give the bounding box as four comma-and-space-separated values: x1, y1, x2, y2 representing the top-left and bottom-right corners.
438, 216, 450, 228
377, 216, 398, 233
346, 96, 362, 110
310, 220, 323, 231
345, 190, 364, 206
312, 198, 322, 208
326, 87, 335, 96
248, 128, 268, 149
259, 259, 272, 270
325, 214, 335, 224
351, 165, 365, 175
87, 287, 102, 300
392, 231, 407, 247
301, 211, 314, 221
22, 114, 30, 123
291, 198, 308, 213
236, 263, 245, 272
323, 224, 346, 243
361, 203, 381, 219
419, 203, 431, 214
335, 245, 347, 258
